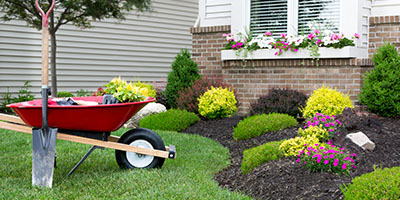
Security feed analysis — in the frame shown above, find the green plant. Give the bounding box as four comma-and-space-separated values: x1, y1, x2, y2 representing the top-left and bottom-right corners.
57, 91, 75, 97
1, 81, 35, 113
104, 77, 147, 103
341, 166, 400, 200
140, 109, 200, 132
76, 89, 91, 97
300, 85, 354, 118
165, 49, 201, 108
297, 141, 356, 175
92, 87, 105, 96
359, 43, 400, 117
0, 88, 14, 113
233, 113, 298, 140
249, 88, 307, 118
279, 136, 320, 157
298, 126, 330, 142
241, 140, 284, 174
303, 113, 342, 138
198, 86, 237, 119
132, 81, 156, 97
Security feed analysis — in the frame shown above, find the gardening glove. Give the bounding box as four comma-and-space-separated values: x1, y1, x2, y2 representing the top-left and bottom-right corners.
102, 94, 120, 104
55, 97, 78, 105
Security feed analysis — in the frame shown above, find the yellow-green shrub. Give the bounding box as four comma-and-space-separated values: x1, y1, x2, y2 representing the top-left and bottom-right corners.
298, 126, 330, 142
132, 81, 156, 97
300, 85, 354, 118
279, 136, 320, 157
198, 86, 237, 119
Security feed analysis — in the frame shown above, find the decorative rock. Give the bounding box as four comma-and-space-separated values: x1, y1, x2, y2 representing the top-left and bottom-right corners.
124, 102, 166, 128
346, 131, 375, 151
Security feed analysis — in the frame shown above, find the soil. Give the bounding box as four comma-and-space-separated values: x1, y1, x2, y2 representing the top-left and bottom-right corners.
181, 114, 400, 200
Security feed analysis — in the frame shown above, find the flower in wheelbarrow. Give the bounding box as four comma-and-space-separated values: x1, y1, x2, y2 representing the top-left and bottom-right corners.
139, 87, 149, 97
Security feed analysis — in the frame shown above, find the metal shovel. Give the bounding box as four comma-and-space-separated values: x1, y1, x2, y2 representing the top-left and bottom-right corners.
32, 0, 58, 188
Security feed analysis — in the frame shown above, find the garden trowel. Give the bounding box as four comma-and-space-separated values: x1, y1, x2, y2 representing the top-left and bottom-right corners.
32, 0, 58, 188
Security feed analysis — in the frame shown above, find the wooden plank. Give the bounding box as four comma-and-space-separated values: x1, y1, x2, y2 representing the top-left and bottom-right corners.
0, 121, 171, 159
0, 113, 25, 125
108, 135, 170, 151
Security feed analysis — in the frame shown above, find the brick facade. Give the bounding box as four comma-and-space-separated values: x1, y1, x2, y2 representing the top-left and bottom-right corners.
190, 20, 399, 114
369, 15, 400, 57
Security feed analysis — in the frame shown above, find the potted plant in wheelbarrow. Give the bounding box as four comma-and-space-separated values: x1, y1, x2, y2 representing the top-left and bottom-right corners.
0, 76, 176, 187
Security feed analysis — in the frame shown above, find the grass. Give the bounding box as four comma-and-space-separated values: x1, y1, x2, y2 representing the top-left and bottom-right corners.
0, 128, 251, 199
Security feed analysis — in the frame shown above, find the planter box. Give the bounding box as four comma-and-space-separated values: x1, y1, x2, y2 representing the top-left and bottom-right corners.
221, 47, 368, 61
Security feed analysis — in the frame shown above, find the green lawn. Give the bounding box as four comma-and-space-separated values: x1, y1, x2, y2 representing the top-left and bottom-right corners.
0, 129, 251, 199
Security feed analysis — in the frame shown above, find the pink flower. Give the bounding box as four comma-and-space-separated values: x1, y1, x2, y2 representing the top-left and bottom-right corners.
329, 129, 334, 132
336, 120, 342, 126
316, 39, 322, 46
329, 154, 335, 159
280, 33, 287, 38
327, 141, 332, 145
333, 159, 339, 166
352, 153, 357, 157
342, 163, 347, 170
324, 156, 328, 159
304, 161, 307, 165
320, 146, 324, 150
330, 34, 338, 40
324, 160, 329, 165
317, 158, 321, 163
326, 115, 331, 120
308, 33, 316, 40
315, 29, 320, 35
354, 33, 360, 39
352, 165, 356, 169
265, 31, 272, 36
315, 144, 319, 146
222, 33, 227, 37
231, 44, 236, 49
274, 52, 278, 56
296, 158, 300, 163
325, 123, 330, 127
321, 118, 326, 122
293, 49, 298, 52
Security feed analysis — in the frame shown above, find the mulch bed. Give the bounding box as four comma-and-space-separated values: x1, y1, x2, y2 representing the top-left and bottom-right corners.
181, 114, 400, 199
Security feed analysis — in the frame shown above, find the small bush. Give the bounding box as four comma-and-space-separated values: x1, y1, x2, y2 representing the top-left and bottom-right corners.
1, 81, 34, 113
132, 81, 156, 98
298, 126, 330, 142
359, 43, 400, 117
300, 85, 353, 118
249, 88, 307, 117
155, 88, 170, 109
57, 91, 75, 97
165, 49, 201, 108
233, 113, 298, 140
176, 76, 239, 114
279, 136, 320, 157
139, 109, 200, 132
76, 89, 91, 97
198, 86, 237, 119
241, 140, 284, 174
341, 166, 400, 200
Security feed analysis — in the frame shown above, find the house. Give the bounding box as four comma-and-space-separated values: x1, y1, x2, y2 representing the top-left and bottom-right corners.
0, 0, 197, 98
191, 0, 400, 113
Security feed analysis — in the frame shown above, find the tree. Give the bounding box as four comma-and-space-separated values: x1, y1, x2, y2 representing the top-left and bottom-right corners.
0, 0, 151, 96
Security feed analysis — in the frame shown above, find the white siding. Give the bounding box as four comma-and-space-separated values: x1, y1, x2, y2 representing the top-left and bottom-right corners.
0, 0, 197, 98
371, 0, 400, 16
198, 0, 232, 27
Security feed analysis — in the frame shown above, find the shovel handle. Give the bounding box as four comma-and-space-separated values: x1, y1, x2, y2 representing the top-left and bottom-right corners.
35, 0, 55, 86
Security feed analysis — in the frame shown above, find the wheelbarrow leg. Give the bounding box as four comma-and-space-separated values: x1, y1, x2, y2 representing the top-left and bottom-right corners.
68, 146, 104, 176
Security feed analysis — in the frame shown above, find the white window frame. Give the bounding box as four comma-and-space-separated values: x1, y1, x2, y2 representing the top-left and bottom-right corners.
231, 0, 366, 48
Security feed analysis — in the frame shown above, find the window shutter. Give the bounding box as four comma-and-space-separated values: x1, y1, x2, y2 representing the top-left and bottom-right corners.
298, 0, 341, 33
250, 0, 288, 37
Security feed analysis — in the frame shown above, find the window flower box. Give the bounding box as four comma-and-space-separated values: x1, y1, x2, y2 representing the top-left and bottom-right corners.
221, 46, 368, 61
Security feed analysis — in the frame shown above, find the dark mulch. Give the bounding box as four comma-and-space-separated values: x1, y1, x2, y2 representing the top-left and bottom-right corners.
181, 114, 400, 200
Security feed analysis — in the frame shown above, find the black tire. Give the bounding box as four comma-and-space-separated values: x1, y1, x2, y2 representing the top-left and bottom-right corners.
115, 128, 166, 169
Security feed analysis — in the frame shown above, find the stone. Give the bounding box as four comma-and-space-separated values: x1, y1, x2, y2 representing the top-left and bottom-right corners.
124, 102, 166, 128
346, 131, 376, 151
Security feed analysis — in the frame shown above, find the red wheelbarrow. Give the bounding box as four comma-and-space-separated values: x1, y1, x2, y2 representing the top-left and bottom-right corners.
0, 96, 176, 175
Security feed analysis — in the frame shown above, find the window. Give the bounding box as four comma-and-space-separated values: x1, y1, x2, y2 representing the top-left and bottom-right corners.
250, 0, 341, 36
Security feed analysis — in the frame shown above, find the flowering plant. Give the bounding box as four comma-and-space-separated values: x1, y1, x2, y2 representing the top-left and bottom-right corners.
304, 113, 342, 138
104, 77, 149, 103
296, 141, 356, 175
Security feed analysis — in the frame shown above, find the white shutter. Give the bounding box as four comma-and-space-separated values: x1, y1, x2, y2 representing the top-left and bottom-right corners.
298, 0, 340, 33
250, 0, 288, 37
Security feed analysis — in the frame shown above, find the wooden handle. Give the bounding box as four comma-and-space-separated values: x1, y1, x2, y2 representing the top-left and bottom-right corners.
41, 27, 49, 86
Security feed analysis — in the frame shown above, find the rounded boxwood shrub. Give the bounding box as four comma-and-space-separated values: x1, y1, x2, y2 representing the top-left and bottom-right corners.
233, 113, 298, 140
57, 91, 75, 97
139, 109, 200, 132
249, 88, 307, 118
241, 140, 284, 174
198, 86, 237, 119
359, 43, 400, 117
341, 166, 400, 200
300, 85, 353, 118
278, 136, 320, 157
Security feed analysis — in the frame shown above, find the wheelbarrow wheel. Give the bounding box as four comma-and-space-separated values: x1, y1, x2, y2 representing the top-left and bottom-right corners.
115, 128, 166, 169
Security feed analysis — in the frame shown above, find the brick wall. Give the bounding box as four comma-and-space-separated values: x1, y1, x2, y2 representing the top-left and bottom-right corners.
191, 25, 374, 114
369, 15, 400, 57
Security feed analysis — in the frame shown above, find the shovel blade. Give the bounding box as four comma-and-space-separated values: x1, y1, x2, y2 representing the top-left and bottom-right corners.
32, 127, 58, 188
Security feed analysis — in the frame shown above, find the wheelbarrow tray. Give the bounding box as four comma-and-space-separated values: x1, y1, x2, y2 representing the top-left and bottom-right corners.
7, 96, 155, 132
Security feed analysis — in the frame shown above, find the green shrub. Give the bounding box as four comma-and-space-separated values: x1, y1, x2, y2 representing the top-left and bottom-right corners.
298, 126, 330, 142
359, 43, 400, 117
300, 85, 353, 118
0, 81, 34, 113
165, 49, 201, 108
233, 113, 298, 140
132, 81, 156, 98
198, 86, 237, 119
76, 89, 91, 97
140, 109, 200, 132
57, 91, 75, 97
249, 88, 307, 118
279, 136, 320, 157
241, 140, 284, 174
341, 166, 400, 200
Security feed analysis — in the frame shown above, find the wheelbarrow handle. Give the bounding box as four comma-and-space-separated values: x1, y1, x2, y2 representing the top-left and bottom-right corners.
35, 0, 56, 28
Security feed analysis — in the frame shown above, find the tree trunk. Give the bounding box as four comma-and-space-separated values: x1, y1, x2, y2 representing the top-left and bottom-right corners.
50, 13, 57, 97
